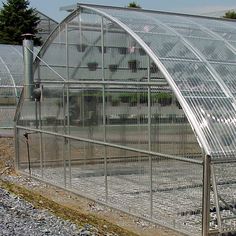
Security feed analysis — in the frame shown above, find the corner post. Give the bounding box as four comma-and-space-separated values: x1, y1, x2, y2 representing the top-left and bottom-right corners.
202, 154, 211, 236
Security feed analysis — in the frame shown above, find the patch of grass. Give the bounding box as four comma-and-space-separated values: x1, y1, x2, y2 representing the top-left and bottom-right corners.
0, 179, 138, 236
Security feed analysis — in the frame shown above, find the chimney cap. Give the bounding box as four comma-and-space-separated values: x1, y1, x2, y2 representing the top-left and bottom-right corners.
22, 33, 34, 40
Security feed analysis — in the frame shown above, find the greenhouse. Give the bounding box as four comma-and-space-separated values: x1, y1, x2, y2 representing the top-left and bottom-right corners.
0, 11, 57, 132
0, 44, 25, 129
15, 4, 236, 236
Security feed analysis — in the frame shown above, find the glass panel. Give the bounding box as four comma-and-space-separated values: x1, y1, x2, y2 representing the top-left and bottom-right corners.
69, 86, 104, 141
187, 37, 236, 62
150, 87, 201, 158
70, 140, 106, 200
103, 18, 149, 82
212, 63, 236, 94
106, 85, 149, 150
40, 85, 65, 133
152, 158, 203, 234
211, 163, 236, 232
162, 60, 236, 158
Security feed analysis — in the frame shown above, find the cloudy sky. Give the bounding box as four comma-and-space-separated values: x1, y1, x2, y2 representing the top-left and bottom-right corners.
1, 0, 236, 22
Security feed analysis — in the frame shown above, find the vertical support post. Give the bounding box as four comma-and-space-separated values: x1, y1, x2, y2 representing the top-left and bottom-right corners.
211, 164, 222, 232
66, 84, 71, 187
62, 85, 67, 188
147, 56, 153, 218
79, 13, 82, 47
35, 100, 38, 129
22, 35, 34, 100
202, 155, 211, 236
101, 17, 108, 202
39, 85, 44, 178
66, 23, 72, 188
14, 126, 19, 170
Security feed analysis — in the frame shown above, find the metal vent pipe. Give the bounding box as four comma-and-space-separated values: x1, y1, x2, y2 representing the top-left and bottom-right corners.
22, 34, 34, 99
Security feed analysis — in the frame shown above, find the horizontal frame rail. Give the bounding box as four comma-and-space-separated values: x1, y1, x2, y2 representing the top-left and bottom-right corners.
35, 80, 170, 86
16, 125, 203, 165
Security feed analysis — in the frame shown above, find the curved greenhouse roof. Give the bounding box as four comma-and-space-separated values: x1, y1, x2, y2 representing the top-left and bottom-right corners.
0, 44, 24, 92
36, 10, 58, 43
0, 44, 40, 129
34, 4, 236, 161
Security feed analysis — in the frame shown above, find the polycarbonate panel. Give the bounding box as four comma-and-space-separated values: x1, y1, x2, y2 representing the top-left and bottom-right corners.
189, 16, 236, 42
211, 163, 236, 232
212, 63, 236, 94
36, 11, 58, 43
162, 60, 236, 157
16, 129, 203, 235
97, 8, 198, 61
0, 45, 23, 128
33, 5, 236, 160
187, 37, 236, 62
0, 44, 24, 87
87, 6, 236, 160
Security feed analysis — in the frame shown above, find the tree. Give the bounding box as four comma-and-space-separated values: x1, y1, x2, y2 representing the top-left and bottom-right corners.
0, 0, 41, 45
223, 10, 236, 19
127, 1, 141, 8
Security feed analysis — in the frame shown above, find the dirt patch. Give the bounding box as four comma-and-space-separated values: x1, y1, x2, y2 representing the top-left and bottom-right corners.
0, 137, 184, 236
0, 138, 15, 173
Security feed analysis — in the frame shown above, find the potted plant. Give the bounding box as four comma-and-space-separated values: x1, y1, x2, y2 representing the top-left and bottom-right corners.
128, 60, 139, 72
109, 64, 118, 72
77, 44, 87, 52
140, 93, 148, 104
129, 94, 137, 106
87, 62, 98, 71
139, 48, 146, 55
111, 98, 120, 106
150, 62, 159, 73
119, 93, 130, 103
157, 92, 172, 106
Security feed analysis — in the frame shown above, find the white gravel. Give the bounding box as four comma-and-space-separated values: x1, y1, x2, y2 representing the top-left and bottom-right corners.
0, 187, 98, 236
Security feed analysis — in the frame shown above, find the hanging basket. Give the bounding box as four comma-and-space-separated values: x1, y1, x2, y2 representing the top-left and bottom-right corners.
128, 60, 139, 72
77, 44, 87, 52
109, 64, 118, 72
150, 62, 159, 73
87, 62, 98, 71
118, 47, 127, 55
139, 48, 146, 55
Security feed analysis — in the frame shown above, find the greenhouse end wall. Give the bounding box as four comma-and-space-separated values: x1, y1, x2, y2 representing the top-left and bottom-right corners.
15, 5, 236, 236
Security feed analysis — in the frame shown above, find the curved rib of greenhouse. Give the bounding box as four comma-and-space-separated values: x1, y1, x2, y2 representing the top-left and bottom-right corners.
35, 4, 236, 161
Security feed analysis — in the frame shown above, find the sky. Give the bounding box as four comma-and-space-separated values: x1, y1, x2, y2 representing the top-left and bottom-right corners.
1, 0, 236, 22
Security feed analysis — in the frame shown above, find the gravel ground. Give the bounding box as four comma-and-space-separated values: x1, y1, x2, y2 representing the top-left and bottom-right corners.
0, 187, 98, 236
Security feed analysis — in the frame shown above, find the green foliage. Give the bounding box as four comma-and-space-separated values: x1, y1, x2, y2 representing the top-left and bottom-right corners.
0, 0, 41, 45
224, 10, 236, 19
127, 1, 141, 8
152, 92, 172, 106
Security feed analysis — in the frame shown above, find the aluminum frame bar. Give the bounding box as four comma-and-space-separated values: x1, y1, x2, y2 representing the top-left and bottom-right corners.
16, 125, 203, 165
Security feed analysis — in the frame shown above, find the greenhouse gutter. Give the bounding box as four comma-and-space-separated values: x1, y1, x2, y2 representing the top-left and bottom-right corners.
16, 125, 203, 165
